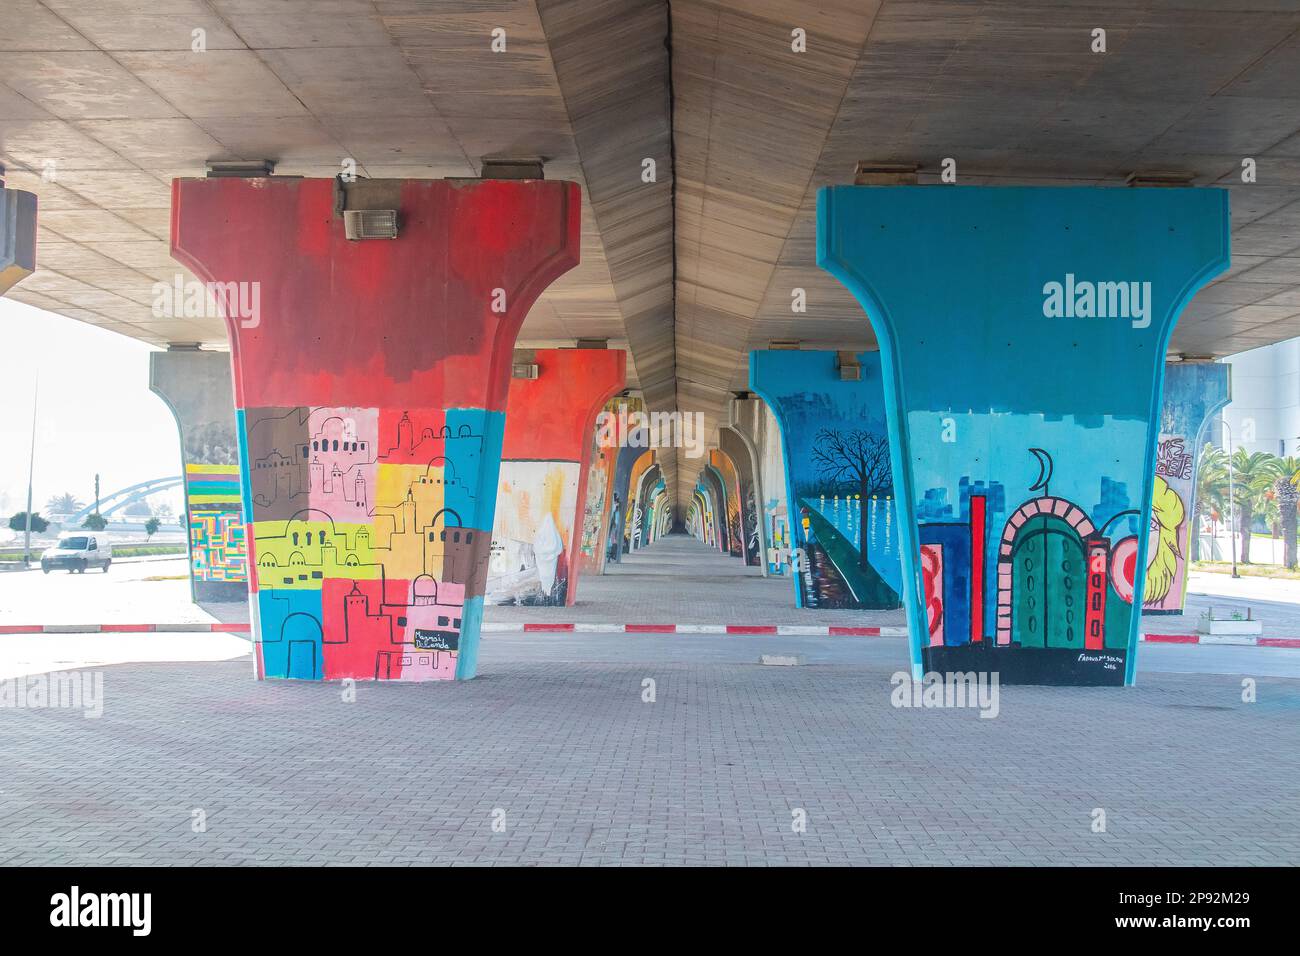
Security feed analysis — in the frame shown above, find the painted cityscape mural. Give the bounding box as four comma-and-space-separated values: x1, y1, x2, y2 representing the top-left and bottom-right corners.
1146, 362, 1230, 613
751, 350, 903, 610
818, 185, 1229, 685
172, 175, 581, 682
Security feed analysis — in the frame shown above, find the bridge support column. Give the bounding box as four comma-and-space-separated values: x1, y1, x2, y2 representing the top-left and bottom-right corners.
750, 350, 903, 610
1147, 362, 1231, 613
728, 396, 790, 576
172, 176, 580, 682
818, 185, 1229, 685
487, 348, 625, 606
149, 347, 248, 603
1, 169, 37, 295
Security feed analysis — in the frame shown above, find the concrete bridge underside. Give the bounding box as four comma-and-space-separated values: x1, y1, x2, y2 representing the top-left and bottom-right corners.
2, 0, 1299, 507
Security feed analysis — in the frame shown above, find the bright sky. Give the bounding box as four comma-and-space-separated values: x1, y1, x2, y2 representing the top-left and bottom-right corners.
0, 298, 182, 525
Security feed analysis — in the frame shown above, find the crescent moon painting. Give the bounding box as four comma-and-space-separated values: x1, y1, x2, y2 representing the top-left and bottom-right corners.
1028, 447, 1054, 493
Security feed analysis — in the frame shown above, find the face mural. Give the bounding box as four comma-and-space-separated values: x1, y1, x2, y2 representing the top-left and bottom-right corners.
751, 350, 903, 610
818, 185, 1229, 686
1144, 363, 1230, 613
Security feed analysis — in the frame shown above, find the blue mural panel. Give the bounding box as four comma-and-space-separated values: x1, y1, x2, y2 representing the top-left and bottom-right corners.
750, 350, 903, 610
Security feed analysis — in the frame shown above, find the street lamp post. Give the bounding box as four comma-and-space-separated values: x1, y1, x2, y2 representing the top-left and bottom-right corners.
22, 374, 38, 565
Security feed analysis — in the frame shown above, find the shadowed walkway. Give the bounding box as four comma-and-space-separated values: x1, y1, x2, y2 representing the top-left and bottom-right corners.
484, 533, 909, 626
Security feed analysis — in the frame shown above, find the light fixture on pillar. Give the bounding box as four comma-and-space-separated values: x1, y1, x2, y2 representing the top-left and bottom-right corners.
768, 339, 801, 350
512, 348, 539, 379
343, 209, 398, 240
576, 338, 608, 349
854, 162, 919, 186
836, 350, 862, 381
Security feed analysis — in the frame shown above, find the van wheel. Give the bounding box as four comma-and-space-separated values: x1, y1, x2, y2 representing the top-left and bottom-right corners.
102, 560, 111, 573
42, 568, 50, 575
75, 560, 86, 574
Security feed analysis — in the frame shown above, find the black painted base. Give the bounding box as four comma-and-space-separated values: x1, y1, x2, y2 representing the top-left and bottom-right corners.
922, 643, 1128, 686
194, 580, 249, 603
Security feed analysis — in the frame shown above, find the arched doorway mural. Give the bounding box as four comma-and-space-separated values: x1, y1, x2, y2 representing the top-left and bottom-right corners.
996, 497, 1098, 649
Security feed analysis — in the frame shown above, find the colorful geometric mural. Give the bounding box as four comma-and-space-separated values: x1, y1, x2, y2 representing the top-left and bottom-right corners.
186, 464, 246, 584
818, 185, 1229, 685
1146, 363, 1231, 613
172, 175, 581, 682
487, 349, 625, 606
751, 350, 903, 610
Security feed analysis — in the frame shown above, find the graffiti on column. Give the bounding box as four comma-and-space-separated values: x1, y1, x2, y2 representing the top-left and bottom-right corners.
817, 184, 1229, 685
710, 450, 745, 560
750, 350, 903, 610
1144, 363, 1230, 613
186, 463, 246, 584
245, 407, 494, 681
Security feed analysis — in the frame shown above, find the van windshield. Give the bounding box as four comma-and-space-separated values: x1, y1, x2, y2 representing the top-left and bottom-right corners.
59, 537, 89, 550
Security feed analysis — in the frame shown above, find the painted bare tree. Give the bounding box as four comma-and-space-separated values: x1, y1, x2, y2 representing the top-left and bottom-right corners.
811, 428, 892, 569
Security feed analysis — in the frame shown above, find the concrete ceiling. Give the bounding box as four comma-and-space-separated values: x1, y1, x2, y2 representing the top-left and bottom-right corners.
3, 0, 1300, 506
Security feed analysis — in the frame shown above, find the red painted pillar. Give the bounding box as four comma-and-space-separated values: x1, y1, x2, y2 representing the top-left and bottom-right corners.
488, 348, 626, 606
171, 177, 580, 682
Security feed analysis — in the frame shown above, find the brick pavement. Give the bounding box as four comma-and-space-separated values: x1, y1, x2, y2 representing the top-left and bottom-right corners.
0, 655, 1295, 866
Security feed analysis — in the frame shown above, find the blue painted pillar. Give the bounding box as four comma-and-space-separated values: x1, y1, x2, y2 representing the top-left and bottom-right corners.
1147, 362, 1230, 613
751, 349, 903, 610
0, 171, 37, 295
818, 186, 1229, 686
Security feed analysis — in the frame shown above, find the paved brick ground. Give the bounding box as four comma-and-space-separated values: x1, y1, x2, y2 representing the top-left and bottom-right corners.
1, 655, 1296, 866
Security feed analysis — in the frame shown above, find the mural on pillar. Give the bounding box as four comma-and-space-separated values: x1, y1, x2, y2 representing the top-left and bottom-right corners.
607, 400, 648, 562
818, 184, 1230, 686
732, 399, 792, 575
186, 462, 246, 586
625, 450, 655, 550
1145, 363, 1230, 613
172, 175, 581, 682
751, 350, 903, 610
244, 405, 500, 682
486, 349, 625, 606
710, 450, 746, 560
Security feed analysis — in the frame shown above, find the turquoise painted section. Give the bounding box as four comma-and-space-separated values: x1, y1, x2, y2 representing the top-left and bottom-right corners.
454, 597, 485, 680
818, 185, 1230, 686
1147, 363, 1231, 613
750, 350, 903, 611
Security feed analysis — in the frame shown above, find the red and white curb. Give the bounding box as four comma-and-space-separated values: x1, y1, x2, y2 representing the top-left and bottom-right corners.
0, 623, 251, 634
0, 622, 1296, 648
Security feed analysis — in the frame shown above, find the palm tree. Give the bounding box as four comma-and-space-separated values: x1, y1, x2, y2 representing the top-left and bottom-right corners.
45, 492, 83, 515
1193, 443, 1228, 562
1273, 455, 1300, 569
1229, 450, 1284, 565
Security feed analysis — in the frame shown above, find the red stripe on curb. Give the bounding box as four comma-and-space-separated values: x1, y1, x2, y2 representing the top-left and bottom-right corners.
1143, 634, 1199, 643
829, 626, 882, 636
524, 623, 573, 632
1259, 637, 1300, 648
625, 624, 676, 633
0, 625, 35, 633
212, 623, 251, 632
726, 625, 777, 634
100, 624, 157, 633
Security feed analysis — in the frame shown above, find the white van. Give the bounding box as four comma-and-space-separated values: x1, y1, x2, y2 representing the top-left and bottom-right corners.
40, 532, 112, 574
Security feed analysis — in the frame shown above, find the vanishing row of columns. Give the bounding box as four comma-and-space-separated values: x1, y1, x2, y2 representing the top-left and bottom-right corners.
9, 174, 1232, 687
